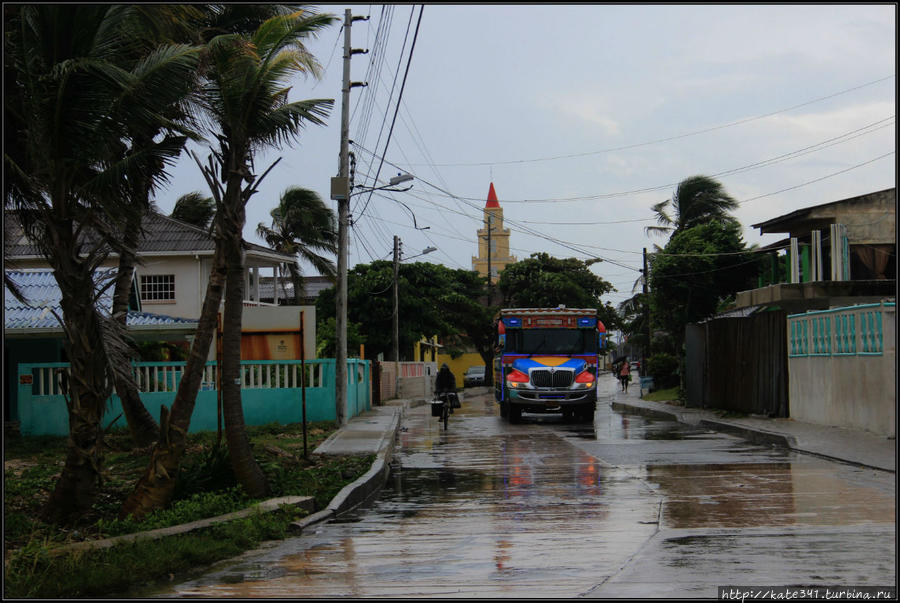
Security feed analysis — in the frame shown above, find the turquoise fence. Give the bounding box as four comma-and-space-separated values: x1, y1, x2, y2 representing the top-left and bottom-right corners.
15, 358, 371, 437
788, 301, 894, 358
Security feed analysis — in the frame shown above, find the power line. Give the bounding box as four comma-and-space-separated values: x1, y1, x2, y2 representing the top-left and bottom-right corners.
737, 151, 895, 205
356, 5, 424, 222
389, 116, 894, 204
408, 75, 895, 167
348, 140, 896, 274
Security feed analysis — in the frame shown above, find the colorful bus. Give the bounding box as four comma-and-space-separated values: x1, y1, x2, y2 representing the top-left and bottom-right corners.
494, 307, 606, 423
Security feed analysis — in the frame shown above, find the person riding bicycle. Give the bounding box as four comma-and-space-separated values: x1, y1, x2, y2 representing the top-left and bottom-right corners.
434, 364, 460, 410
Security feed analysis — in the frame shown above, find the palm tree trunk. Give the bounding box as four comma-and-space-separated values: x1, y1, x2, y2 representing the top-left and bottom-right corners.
119, 243, 227, 520
41, 250, 111, 524
110, 208, 159, 447
221, 201, 270, 498
289, 263, 304, 306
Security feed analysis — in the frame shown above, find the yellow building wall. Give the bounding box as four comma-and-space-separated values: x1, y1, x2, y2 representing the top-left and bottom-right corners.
437, 351, 486, 383
413, 336, 441, 362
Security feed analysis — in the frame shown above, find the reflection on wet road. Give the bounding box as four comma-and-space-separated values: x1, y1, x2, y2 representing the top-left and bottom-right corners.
148, 378, 895, 598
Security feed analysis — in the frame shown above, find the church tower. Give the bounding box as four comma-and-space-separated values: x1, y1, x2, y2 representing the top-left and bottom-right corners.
472, 182, 516, 283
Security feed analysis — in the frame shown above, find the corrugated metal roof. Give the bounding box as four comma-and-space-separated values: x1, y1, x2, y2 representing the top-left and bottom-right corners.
5, 269, 196, 331
4, 211, 293, 261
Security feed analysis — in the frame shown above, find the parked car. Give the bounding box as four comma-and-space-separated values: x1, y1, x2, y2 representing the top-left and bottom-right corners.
630, 361, 640, 371
463, 365, 486, 387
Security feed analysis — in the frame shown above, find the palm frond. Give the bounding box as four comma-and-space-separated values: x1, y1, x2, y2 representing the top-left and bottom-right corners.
251, 98, 332, 149
644, 224, 672, 238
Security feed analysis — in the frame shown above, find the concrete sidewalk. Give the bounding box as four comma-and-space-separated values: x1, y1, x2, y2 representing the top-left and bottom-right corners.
611, 383, 896, 473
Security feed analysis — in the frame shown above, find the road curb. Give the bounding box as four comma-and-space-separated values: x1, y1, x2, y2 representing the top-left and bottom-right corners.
698, 419, 796, 449
610, 400, 682, 423
289, 406, 402, 533
612, 400, 798, 449
48, 495, 316, 557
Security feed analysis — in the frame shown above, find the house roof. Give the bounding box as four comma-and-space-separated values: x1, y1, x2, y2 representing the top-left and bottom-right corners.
4, 210, 294, 263
751, 188, 896, 233
5, 269, 197, 334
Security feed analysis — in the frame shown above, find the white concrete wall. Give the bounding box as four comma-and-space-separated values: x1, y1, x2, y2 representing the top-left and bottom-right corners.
379, 361, 437, 401
133, 255, 206, 321
788, 302, 895, 437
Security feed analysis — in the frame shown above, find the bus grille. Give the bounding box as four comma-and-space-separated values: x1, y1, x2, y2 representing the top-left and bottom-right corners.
531, 369, 574, 388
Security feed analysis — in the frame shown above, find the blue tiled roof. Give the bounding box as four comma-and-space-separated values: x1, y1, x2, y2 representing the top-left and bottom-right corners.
5, 269, 196, 331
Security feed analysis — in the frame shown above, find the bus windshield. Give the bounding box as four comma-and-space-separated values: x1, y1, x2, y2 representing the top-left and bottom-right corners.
506, 328, 597, 355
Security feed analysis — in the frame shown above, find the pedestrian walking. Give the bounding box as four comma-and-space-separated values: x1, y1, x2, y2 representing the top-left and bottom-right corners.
618, 361, 631, 392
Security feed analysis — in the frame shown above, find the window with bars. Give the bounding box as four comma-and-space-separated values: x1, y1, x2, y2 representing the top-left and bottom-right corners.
140, 274, 175, 302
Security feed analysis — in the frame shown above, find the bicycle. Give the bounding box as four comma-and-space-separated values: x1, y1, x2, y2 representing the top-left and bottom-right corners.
431, 390, 458, 430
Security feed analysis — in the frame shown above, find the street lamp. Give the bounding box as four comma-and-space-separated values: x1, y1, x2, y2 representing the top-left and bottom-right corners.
393, 237, 436, 396
404, 245, 437, 261
388, 173, 414, 186
351, 173, 414, 197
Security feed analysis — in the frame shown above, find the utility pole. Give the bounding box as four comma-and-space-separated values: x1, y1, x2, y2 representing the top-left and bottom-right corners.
642, 247, 650, 377
332, 8, 368, 425
393, 235, 401, 397
482, 221, 496, 305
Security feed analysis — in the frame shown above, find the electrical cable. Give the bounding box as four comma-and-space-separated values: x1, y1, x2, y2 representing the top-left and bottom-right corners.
408, 75, 895, 167
356, 5, 424, 222
376, 116, 894, 204
348, 146, 893, 279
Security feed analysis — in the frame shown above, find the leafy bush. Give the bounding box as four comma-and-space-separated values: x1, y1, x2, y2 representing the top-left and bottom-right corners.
647, 352, 679, 389
173, 444, 236, 499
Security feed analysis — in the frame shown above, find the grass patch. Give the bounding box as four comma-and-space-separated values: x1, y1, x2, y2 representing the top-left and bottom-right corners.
3, 421, 374, 598
5, 510, 297, 599
642, 387, 680, 402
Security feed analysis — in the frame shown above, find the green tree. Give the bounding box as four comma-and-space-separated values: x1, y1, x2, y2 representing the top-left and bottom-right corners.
497, 253, 619, 331
316, 261, 493, 365
4, 5, 201, 523
316, 317, 366, 357
618, 293, 650, 353
171, 192, 215, 230
649, 218, 762, 362
646, 175, 739, 239
257, 186, 338, 305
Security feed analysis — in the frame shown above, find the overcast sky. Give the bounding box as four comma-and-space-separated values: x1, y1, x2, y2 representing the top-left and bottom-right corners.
156, 4, 896, 307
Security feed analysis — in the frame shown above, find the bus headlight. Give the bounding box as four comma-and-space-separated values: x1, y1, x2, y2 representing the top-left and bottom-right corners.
573, 370, 594, 389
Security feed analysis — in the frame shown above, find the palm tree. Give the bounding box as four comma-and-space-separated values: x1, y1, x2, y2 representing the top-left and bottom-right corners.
207, 11, 335, 498
645, 175, 739, 238
104, 6, 208, 449
120, 8, 336, 518
171, 191, 216, 230
4, 5, 202, 523
257, 187, 338, 304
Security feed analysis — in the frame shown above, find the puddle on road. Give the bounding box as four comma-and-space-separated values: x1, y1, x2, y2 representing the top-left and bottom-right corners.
645, 461, 896, 529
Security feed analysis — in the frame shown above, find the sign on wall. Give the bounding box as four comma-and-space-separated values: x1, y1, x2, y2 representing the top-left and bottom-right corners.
241, 330, 301, 360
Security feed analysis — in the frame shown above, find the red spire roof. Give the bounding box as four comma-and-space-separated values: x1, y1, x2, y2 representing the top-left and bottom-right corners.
485, 182, 500, 208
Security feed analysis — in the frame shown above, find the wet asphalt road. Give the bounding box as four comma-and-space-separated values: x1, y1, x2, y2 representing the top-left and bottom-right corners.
145, 376, 896, 598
